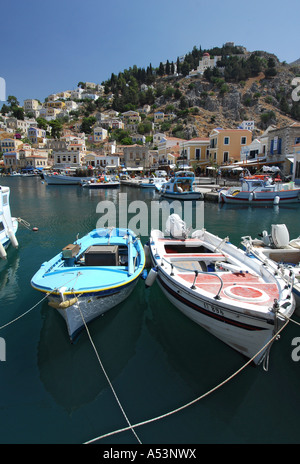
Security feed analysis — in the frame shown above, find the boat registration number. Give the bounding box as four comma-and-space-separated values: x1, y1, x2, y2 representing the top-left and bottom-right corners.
203, 301, 224, 316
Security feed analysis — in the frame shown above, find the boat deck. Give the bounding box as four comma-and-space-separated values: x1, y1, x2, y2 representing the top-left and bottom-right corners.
177, 271, 279, 306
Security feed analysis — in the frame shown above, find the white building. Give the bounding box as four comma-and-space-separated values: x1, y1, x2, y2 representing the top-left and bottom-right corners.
189, 53, 222, 76
240, 120, 255, 131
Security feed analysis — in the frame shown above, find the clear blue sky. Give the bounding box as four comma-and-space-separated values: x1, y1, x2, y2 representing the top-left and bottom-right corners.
1, 0, 299, 105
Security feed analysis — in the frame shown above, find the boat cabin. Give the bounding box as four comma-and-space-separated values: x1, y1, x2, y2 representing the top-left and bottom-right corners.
163, 171, 195, 193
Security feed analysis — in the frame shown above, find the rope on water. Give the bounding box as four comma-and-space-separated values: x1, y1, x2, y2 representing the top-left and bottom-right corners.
77, 304, 142, 445
0, 273, 81, 330
84, 315, 293, 444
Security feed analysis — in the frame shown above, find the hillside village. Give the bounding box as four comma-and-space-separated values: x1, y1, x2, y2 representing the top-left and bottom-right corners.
1, 42, 300, 178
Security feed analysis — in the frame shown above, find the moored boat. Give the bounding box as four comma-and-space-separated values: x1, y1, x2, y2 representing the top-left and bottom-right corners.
0, 185, 18, 259
242, 224, 300, 315
81, 176, 120, 189
31, 227, 145, 341
146, 214, 295, 367
44, 173, 93, 185
219, 174, 300, 205
159, 171, 203, 200
140, 177, 167, 190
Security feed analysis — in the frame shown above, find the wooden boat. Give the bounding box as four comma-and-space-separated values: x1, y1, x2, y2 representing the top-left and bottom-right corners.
0, 186, 18, 259
241, 224, 300, 315
159, 171, 203, 200
219, 175, 300, 205
31, 228, 145, 341
145, 215, 295, 367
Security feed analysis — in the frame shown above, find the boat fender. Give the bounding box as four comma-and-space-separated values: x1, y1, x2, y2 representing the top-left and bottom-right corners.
145, 268, 158, 288
32, 227, 39, 232
249, 192, 254, 202
8, 229, 18, 248
143, 242, 152, 268
0, 242, 7, 260
48, 297, 78, 309
140, 269, 148, 280
273, 196, 280, 205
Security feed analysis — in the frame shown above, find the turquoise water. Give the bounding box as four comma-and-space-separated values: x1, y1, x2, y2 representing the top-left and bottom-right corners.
0, 176, 300, 444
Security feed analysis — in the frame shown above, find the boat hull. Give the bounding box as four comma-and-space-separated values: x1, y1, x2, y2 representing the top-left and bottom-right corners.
44, 174, 93, 185
160, 192, 203, 200
82, 182, 120, 189
49, 278, 139, 341
219, 189, 300, 204
155, 270, 277, 364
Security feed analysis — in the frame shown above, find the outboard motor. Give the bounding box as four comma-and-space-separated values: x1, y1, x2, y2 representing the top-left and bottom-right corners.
165, 214, 189, 239
271, 224, 290, 248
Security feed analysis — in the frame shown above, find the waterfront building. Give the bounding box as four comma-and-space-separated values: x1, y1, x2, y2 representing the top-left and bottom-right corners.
123, 144, 150, 169
208, 128, 252, 165
179, 137, 210, 169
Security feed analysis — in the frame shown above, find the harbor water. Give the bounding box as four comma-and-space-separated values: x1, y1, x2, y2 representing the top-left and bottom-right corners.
0, 176, 299, 444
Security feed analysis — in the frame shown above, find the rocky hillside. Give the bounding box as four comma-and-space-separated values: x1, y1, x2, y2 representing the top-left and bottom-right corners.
170, 66, 300, 138
75, 46, 300, 141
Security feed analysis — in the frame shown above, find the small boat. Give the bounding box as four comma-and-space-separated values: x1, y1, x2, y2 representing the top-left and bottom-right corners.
219, 174, 300, 205
145, 214, 295, 367
159, 171, 203, 200
31, 228, 145, 341
44, 173, 93, 185
241, 224, 300, 315
140, 177, 167, 190
81, 176, 120, 189
0, 185, 18, 259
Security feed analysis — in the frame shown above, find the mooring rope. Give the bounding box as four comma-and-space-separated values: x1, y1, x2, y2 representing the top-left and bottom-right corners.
77, 305, 142, 445
0, 273, 81, 330
84, 315, 293, 444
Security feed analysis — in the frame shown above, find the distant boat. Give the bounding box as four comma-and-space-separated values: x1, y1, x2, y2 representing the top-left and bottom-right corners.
81, 176, 120, 189
0, 186, 18, 259
31, 227, 145, 341
140, 177, 167, 189
145, 214, 295, 367
44, 173, 93, 185
219, 174, 300, 205
159, 171, 203, 200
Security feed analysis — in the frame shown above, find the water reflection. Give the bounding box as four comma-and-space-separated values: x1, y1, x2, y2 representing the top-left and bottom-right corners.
37, 281, 145, 413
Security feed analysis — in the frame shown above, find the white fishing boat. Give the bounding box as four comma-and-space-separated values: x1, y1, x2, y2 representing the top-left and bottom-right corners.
140, 177, 167, 190
159, 171, 203, 200
219, 174, 300, 205
242, 224, 300, 315
44, 173, 93, 185
145, 215, 295, 367
31, 227, 145, 341
0, 185, 18, 259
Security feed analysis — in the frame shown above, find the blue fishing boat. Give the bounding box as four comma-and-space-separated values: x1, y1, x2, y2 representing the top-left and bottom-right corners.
0, 185, 18, 259
31, 228, 145, 341
159, 171, 203, 200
